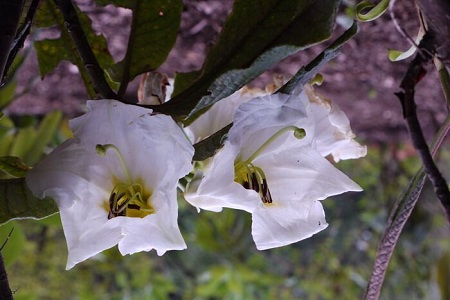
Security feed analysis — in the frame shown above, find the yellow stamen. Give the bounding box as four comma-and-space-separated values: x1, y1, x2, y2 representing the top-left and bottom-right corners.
234, 126, 306, 204
97, 144, 155, 219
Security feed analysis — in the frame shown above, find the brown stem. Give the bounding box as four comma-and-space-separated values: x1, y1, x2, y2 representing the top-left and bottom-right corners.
396, 34, 450, 222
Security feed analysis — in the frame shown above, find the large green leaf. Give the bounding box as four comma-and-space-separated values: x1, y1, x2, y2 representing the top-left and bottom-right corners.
34, 0, 115, 97
0, 178, 58, 225
153, 0, 338, 120
107, 0, 182, 84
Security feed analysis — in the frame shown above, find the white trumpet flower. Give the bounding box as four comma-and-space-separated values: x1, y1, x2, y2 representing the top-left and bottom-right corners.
26, 100, 194, 269
185, 91, 365, 250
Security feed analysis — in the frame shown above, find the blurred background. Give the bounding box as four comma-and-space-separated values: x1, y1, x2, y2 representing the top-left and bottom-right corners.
1, 0, 449, 299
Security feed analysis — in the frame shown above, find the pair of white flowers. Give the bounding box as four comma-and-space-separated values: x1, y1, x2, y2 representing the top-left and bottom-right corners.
26, 83, 366, 269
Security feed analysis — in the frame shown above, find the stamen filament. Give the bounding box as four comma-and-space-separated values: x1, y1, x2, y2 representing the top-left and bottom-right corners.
244, 126, 305, 163
96, 144, 133, 184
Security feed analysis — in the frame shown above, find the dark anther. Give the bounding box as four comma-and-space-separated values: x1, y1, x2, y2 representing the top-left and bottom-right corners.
251, 173, 260, 193
262, 179, 273, 204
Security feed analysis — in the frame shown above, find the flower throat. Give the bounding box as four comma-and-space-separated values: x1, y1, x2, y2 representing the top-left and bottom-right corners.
234, 126, 306, 204
96, 144, 155, 219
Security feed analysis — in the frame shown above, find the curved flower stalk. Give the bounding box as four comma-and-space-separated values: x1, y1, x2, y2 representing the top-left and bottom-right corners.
185, 90, 365, 250
26, 100, 194, 269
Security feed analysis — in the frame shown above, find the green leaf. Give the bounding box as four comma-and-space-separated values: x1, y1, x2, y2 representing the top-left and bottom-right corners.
9, 126, 35, 159
0, 222, 26, 266
24, 111, 62, 165
0, 156, 30, 178
109, 0, 182, 84
34, 0, 115, 98
34, 38, 73, 76
94, 0, 133, 8
0, 81, 16, 110
279, 21, 358, 94
0, 117, 14, 157
193, 124, 232, 161
154, 0, 338, 120
0, 178, 58, 225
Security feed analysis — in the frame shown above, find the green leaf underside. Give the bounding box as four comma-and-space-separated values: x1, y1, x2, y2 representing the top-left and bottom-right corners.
0, 156, 30, 178
279, 22, 358, 94
0, 178, 58, 225
108, 0, 182, 83
151, 0, 338, 121
34, 0, 114, 98
193, 123, 233, 161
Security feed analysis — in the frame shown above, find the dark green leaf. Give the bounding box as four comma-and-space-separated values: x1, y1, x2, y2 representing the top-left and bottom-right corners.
193, 123, 232, 161
0, 178, 58, 225
109, 0, 182, 84
34, 0, 115, 97
0, 156, 30, 178
94, 0, 133, 9
279, 22, 358, 94
153, 0, 339, 120
34, 38, 72, 77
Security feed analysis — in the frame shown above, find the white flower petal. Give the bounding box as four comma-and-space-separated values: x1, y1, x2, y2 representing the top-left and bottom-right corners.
26, 139, 113, 206
185, 143, 259, 213
252, 200, 328, 250
229, 93, 314, 161
70, 100, 151, 149
123, 113, 194, 188
256, 147, 362, 203
62, 196, 124, 269
305, 85, 367, 162
184, 87, 267, 143
118, 190, 186, 256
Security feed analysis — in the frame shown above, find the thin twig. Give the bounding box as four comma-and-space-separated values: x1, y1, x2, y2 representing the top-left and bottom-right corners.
3, 0, 40, 86
0, 0, 25, 87
396, 35, 450, 223
53, 0, 117, 99
0, 228, 14, 300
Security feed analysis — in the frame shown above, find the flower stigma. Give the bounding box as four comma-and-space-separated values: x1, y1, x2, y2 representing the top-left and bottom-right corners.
96, 144, 155, 219
233, 126, 305, 205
